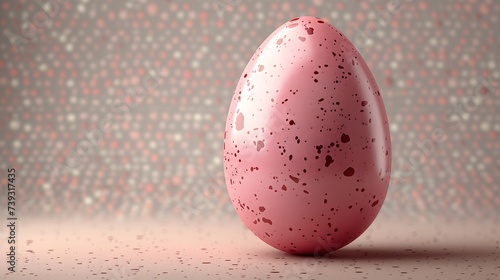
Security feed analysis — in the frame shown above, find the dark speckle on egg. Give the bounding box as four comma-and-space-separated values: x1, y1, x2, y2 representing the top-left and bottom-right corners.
343, 167, 355, 177
262, 218, 273, 225
256, 140, 265, 151
325, 155, 334, 167
235, 113, 245, 131
341, 133, 350, 143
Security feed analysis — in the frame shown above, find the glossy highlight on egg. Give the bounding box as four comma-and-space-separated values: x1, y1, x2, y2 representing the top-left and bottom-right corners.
223, 16, 391, 255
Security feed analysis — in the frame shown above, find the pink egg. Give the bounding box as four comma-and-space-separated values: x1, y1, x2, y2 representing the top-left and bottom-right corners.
223, 16, 391, 255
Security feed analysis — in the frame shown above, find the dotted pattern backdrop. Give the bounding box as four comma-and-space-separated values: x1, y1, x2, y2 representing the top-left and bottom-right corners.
0, 0, 499, 220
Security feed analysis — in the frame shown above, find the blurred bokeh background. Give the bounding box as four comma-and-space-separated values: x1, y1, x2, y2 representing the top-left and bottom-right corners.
0, 0, 498, 221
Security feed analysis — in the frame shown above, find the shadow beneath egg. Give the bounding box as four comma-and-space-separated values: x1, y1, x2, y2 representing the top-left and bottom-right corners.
328, 246, 499, 261
257, 245, 500, 262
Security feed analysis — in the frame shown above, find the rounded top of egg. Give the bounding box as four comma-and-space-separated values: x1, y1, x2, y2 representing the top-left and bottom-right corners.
224, 16, 391, 255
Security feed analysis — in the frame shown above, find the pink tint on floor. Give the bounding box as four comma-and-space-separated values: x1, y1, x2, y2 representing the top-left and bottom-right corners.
5, 217, 499, 279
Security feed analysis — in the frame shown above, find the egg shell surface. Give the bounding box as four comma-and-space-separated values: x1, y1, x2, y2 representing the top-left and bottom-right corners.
223, 16, 391, 255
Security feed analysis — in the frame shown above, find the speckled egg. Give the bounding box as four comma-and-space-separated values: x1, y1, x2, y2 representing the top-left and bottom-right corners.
223, 16, 391, 255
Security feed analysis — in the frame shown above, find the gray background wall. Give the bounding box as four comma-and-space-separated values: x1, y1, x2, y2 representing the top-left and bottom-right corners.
0, 0, 498, 220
